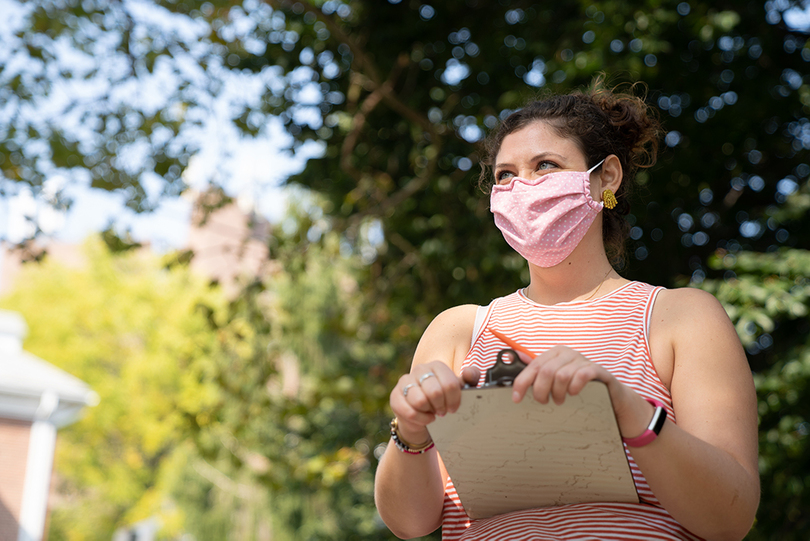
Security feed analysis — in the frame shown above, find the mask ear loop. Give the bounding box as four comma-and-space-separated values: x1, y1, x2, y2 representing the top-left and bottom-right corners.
587, 159, 606, 174
584, 159, 608, 211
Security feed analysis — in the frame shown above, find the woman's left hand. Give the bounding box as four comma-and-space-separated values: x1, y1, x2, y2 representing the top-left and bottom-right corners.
510, 345, 652, 438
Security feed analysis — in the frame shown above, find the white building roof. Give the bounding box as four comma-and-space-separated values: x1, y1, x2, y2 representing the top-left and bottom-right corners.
0, 310, 97, 427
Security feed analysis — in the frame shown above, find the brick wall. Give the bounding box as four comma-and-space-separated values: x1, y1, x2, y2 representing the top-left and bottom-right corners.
0, 417, 31, 540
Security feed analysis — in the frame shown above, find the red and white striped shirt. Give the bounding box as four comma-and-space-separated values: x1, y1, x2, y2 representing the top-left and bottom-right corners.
441, 281, 704, 540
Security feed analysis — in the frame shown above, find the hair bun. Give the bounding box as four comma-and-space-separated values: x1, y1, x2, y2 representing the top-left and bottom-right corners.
592, 84, 660, 172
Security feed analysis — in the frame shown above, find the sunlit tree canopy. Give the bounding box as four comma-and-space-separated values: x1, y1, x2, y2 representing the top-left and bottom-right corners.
1, 0, 809, 538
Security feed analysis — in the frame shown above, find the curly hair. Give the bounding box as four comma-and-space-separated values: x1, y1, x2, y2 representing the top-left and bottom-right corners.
480, 76, 661, 267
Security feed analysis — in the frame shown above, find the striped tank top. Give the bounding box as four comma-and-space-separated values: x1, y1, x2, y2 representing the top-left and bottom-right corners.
441, 281, 704, 541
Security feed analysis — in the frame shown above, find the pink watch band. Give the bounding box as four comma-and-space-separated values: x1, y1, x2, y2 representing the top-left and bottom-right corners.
622, 398, 667, 448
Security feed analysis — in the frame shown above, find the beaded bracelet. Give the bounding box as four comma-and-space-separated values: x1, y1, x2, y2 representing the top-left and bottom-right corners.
390, 417, 435, 455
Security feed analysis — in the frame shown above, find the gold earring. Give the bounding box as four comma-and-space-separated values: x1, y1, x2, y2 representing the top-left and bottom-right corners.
602, 189, 617, 209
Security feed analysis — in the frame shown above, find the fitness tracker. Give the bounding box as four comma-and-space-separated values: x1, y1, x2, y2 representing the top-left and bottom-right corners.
622, 398, 667, 448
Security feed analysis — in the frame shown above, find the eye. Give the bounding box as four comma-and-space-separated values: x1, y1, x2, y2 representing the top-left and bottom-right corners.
537, 160, 559, 171
495, 170, 515, 184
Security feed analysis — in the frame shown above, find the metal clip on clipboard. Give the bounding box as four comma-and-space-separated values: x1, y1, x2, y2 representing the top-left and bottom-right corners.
477, 349, 527, 388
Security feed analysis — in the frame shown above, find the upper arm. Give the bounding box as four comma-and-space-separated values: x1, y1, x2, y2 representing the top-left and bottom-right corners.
410, 304, 478, 375
655, 288, 759, 479
410, 304, 477, 489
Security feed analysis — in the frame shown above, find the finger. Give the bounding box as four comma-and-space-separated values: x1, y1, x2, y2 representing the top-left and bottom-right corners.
461, 366, 480, 387
440, 366, 478, 414
511, 347, 556, 402
511, 346, 552, 399
512, 349, 533, 365
400, 379, 435, 416
511, 360, 540, 403
437, 368, 465, 415
390, 384, 436, 427
531, 350, 575, 404
549, 361, 581, 405
568, 364, 609, 396
417, 369, 450, 416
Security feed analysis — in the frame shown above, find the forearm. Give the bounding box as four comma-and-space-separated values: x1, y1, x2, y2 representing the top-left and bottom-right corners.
374, 442, 446, 539
376, 310, 476, 538
632, 421, 759, 541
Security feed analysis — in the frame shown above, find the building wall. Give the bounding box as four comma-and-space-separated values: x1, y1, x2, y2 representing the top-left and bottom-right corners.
187, 202, 270, 297
0, 418, 31, 540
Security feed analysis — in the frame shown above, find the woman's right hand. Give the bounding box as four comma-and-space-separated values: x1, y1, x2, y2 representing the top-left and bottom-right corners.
389, 361, 480, 444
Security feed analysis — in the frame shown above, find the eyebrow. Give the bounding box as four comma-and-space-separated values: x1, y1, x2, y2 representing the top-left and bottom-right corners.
494, 151, 567, 171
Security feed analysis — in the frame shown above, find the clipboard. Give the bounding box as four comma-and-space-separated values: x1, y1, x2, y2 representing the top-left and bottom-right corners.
428, 349, 639, 520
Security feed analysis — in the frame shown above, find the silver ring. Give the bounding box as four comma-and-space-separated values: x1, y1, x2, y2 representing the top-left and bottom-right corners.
402, 383, 416, 397
418, 372, 436, 384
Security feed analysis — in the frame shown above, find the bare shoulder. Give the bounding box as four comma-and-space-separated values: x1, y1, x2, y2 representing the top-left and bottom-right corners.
431, 303, 480, 327
653, 286, 733, 335
653, 286, 748, 382
655, 285, 728, 313
412, 304, 479, 373
649, 286, 745, 386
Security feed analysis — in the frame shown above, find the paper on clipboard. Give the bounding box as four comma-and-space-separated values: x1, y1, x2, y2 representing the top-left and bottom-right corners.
428, 380, 638, 520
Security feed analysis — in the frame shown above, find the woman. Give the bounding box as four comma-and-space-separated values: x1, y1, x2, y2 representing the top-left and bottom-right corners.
374, 81, 760, 541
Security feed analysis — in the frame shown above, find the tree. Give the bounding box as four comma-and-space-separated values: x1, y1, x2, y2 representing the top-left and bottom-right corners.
4, 1, 808, 316
0, 238, 228, 539
698, 252, 810, 537
0, 0, 311, 224
180, 212, 398, 539
3, 0, 810, 537
241, 0, 809, 303
4, 2, 808, 287
1, 228, 400, 540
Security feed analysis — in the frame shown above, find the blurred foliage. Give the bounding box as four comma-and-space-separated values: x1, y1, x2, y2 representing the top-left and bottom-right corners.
182, 213, 398, 539
238, 0, 810, 304
699, 248, 810, 539
0, 238, 227, 540
0, 231, 400, 539
2, 0, 810, 538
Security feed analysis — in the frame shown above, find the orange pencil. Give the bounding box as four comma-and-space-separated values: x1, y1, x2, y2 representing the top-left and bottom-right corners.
489, 328, 538, 358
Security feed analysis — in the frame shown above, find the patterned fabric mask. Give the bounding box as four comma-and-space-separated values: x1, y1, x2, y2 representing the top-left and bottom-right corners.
490, 160, 605, 268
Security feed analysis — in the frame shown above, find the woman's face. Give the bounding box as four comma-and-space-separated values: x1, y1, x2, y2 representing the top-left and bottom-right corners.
493, 121, 589, 186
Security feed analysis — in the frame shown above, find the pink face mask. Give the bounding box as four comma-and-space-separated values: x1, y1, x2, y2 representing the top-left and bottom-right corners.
490, 160, 605, 268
